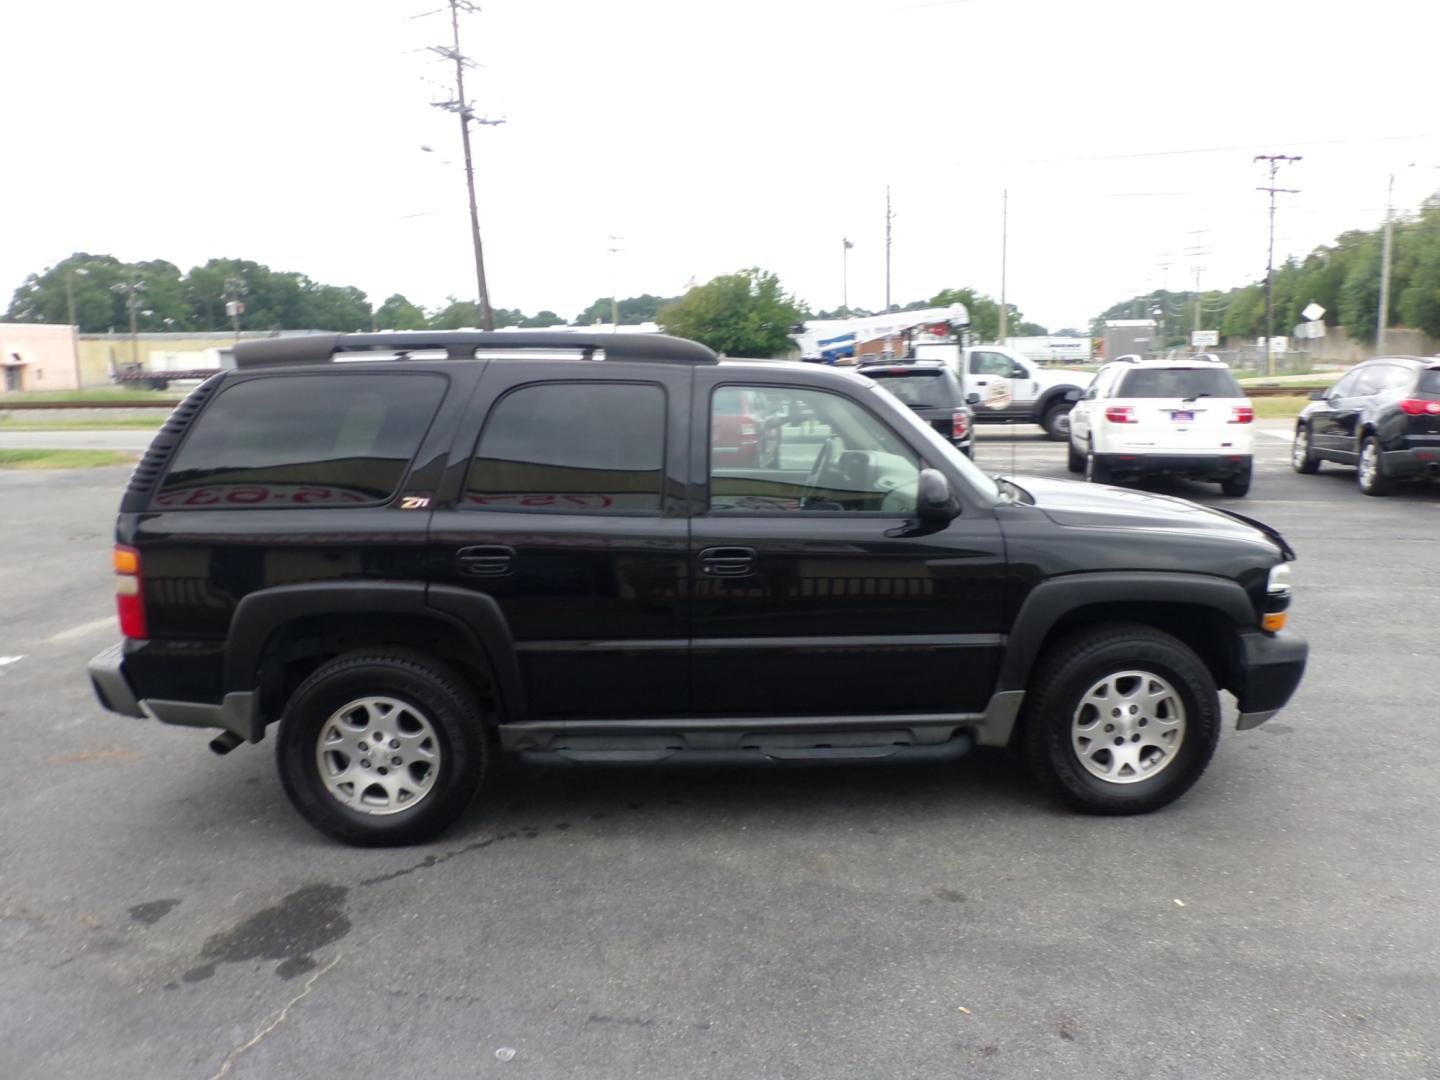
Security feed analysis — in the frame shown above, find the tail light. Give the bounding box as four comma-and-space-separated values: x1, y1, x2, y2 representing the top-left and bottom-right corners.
1104, 406, 1136, 423
951, 409, 969, 438
1399, 398, 1440, 415
1229, 406, 1255, 423
113, 544, 148, 639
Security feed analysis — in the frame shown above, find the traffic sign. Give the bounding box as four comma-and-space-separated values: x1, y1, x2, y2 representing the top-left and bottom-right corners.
1190, 330, 1219, 347
1302, 302, 1326, 322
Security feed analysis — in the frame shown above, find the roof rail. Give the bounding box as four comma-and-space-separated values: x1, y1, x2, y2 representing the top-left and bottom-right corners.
231, 331, 718, 369
1113, 354, 1143, 364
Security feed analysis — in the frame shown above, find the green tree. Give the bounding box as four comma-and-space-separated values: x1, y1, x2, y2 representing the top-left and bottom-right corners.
303, 284, 372, 331
656, 269, 803, 357
520, 310, 566, 327
429, 298, 482, 329
927, 287, 1026, 342
1013, 321, 1049, 336
573, 293, 676, 326
374, 294, 428, 330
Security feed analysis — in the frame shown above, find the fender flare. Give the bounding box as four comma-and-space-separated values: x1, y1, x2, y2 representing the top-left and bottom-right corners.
997, 571, 1254, 694
224, 581, 524, 722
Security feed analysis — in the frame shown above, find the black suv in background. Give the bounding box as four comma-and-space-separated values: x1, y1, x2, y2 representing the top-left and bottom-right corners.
1292, 355, 1440, 494
858, 360, 975, 457
88, 332, 1307, 845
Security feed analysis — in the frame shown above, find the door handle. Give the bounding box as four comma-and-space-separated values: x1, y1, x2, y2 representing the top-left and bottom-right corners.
456, 545, 514, 577
699, 546, 756, 577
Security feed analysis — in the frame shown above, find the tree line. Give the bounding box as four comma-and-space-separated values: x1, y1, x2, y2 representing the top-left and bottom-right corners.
1093, 192, 1440, 346
4, 252, 1049, 359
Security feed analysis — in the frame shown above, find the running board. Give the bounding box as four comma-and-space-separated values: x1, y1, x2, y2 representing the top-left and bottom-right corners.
519, 732, 973, 769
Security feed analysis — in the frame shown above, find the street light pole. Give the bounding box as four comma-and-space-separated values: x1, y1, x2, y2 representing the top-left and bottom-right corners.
998, 188, 1009, 343
1378, 171, 1396, 355
842, 237, 852, 315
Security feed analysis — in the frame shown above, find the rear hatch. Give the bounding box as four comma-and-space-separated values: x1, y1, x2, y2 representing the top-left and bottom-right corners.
863, 366, 967, 441
1109, 366, 1252, 453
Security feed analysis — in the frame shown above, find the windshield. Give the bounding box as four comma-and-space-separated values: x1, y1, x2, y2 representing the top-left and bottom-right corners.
1117, 368, 1243, 399
866, 370, 954, 408
870, 385, 1001, 502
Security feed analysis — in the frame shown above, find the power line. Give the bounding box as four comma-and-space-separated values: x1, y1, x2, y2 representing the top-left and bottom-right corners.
1018, 132, 1434, 166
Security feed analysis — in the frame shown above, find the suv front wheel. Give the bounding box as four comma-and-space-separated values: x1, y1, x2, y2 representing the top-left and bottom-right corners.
276, 651, 489, 845
1022, 625, 1220, 814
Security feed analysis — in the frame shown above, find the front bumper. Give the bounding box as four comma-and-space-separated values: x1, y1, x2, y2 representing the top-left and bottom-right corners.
1097, 452, 1251, 480
88, 642, 261, 742
1233, 628, 1307, 729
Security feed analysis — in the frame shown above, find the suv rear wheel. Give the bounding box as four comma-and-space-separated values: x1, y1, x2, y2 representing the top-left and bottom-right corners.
1022, 625, 1220, 814
276, 651, 488, 845
1357, 436, 1392, 496
1084, 442, 1111, 485
1220, 462, 1252, 497
1291, 424, 1320, 474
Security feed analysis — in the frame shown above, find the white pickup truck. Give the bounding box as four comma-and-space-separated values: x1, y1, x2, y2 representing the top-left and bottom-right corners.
913, 343, 1089, 440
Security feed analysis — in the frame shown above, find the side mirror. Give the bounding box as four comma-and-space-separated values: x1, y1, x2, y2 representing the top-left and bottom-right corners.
1308, 390, 1325, 401
917, 468, 960, 522
966, 392, 981, 405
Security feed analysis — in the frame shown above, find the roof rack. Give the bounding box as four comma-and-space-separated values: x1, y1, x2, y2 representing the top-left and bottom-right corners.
231, 331, 718, 369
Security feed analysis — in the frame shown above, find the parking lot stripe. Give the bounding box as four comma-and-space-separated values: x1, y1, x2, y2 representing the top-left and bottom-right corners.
47, 616, 116, 643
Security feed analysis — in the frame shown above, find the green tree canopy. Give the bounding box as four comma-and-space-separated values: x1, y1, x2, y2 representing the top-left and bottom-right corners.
573, 293, 677, 326
374, 294, 428, 330
519, 310, 567, 327
657, 269, 803, 358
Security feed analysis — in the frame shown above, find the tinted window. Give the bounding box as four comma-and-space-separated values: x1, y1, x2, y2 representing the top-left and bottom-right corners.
156, 374, 445, 508
710, 385, 920, 513
866, 370, 957, 408
1117, 368, 1242, 399
1360, 363, 1411, 393
1328, 370, 1362, 397
465, 382, 664, 513
1416, 370, 1440, 395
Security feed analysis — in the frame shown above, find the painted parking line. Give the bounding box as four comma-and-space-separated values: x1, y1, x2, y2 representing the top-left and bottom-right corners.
47, 616, 117, 644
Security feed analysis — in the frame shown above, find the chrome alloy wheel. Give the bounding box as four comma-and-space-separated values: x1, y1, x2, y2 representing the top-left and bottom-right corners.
316, 696, 440, 815
1292, 428, 1310, 468
1359, 441, 1380, 489
1070, 670, 1186, 784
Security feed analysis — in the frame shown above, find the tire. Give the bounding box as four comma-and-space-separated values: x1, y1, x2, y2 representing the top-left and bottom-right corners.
1067, 439, 1085, 474
1084, 442, 1110, 485
276, 651, 488, 846
1041, 402, 1073, 442
1220, 462, 1252, 497
1357, 435, 1392, 496
1291, 424, 1320, 474
1022, 624, 1221, 815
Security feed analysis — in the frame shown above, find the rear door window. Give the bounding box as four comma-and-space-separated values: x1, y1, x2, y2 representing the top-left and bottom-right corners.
464, 382, 665, 513
867, 370, 956, 408
1116, 368, 1243, 399
155, 373, 446, 508
1416, 369, 1440, 396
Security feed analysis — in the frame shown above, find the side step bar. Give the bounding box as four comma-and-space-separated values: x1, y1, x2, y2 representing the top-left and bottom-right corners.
519, 732, 972, 769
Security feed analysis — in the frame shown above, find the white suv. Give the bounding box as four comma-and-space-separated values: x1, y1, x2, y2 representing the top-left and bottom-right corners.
1067, 356, 1255, 496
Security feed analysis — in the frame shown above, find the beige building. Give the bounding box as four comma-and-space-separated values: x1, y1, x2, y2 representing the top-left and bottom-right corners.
0, 323, 81, 393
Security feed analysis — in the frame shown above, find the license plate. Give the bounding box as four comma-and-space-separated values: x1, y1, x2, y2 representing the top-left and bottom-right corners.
1170, 410, 1194, 422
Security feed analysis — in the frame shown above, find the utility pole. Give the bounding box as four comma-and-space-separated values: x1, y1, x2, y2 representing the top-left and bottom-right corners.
998, 188, 1009, 343
1378, 171, 1396, 355
884, 188, 894, 314
1254, 154, 1301, 376
842, 237, 852, 315
607, 236, 624, 331
64, 266, 88, 387
430, 0, 504, 331
1184, 229, 1211, 345
223, 277, 246, 346
111, 280, 146, 369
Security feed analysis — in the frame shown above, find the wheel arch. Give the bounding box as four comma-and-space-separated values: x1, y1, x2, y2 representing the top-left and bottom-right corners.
226, 582, 523, 735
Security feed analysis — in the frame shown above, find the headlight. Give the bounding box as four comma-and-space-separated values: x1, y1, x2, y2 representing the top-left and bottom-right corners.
1267, 563, 1292, 598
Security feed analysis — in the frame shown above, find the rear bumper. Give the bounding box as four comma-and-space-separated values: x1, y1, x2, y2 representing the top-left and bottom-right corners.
88, 642, 261, 742
1234, 629, 1307, 728
1380, 446, 1440, 478
1097, 452, 1251, 479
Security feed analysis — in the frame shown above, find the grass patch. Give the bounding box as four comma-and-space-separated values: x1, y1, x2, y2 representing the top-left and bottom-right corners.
0, 417, 165, 430
4, 388, 178, 403
1251, 396, 1307, 419
0, 449, 136, 469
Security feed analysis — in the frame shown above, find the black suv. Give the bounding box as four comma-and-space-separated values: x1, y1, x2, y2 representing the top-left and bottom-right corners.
87, 332, 1307, 845
858, 359, 975, 457
1291, 355, 1440, 495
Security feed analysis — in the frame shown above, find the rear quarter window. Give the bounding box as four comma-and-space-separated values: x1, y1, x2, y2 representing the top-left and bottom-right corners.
154, 373, 446, 509
867, 371, 955, 408
1417, 370, 1440, 396
1117, 368, 1243, 399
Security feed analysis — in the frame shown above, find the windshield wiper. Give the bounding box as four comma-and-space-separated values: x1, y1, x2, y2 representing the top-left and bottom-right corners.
1181, 393, 1213, 403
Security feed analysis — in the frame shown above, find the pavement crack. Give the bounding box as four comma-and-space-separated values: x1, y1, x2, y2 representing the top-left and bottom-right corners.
206, 951, 342, 1080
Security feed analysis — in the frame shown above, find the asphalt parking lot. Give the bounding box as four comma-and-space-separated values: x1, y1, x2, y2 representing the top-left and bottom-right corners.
2, 423, 1438, 1080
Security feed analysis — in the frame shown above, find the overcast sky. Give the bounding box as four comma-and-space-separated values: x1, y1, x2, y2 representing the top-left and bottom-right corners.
3, 0, 1438, 331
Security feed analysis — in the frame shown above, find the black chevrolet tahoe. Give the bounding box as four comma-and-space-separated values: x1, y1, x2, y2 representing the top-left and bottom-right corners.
87, 332, 1307, 845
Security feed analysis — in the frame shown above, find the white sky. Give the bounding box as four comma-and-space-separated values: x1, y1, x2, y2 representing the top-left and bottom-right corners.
3, 0, 1438, 330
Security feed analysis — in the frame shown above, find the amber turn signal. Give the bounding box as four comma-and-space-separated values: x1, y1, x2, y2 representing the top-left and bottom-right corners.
1262, 612, 1287, 633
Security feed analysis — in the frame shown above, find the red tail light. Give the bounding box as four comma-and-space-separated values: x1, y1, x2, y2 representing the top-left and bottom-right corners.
113, 544, 148, 639
1229, 406, 1255, 423
951, 409, 969, 438
1399, 398, 1440, 415
1104, 406, 1136, 423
